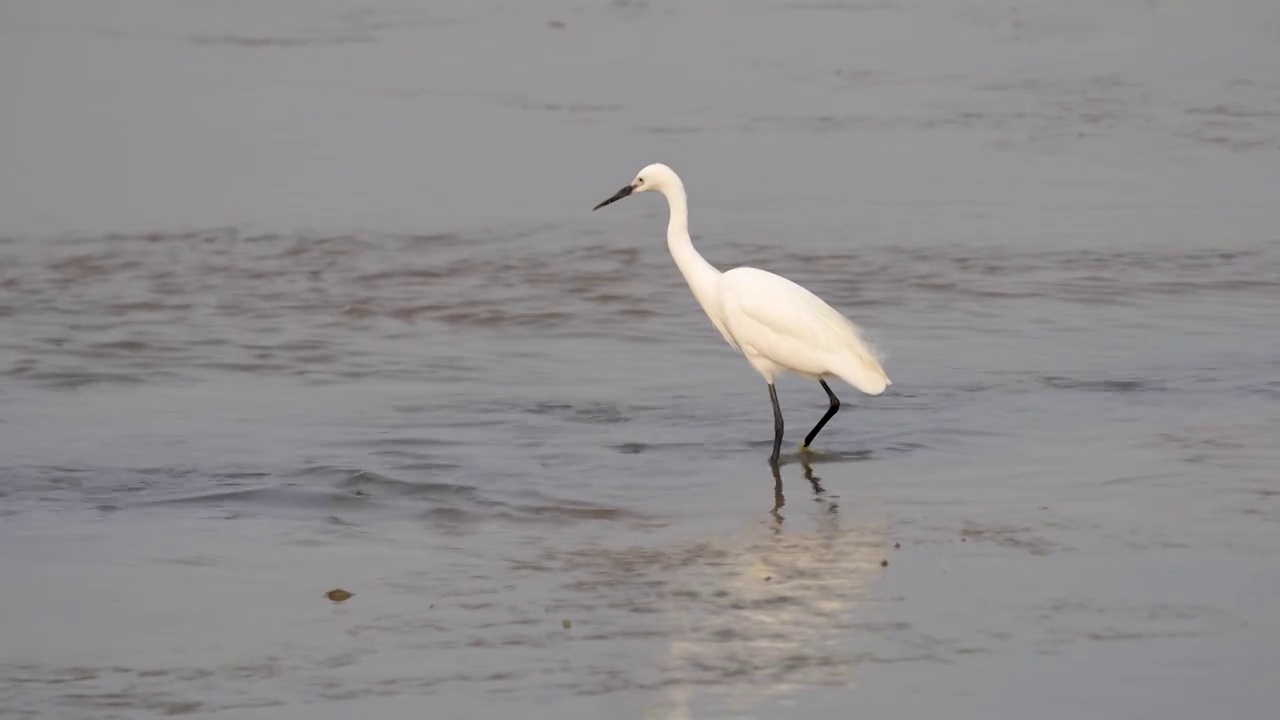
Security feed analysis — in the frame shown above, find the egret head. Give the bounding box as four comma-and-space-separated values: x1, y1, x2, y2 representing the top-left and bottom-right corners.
592, 163, 678, 210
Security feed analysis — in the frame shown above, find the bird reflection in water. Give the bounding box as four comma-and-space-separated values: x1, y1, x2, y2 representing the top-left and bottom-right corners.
770, 457, 839, 531
656, 455, 887, 718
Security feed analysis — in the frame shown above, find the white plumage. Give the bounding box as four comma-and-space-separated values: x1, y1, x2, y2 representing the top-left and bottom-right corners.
593, 163, 891, 464
718, 266, 890, 394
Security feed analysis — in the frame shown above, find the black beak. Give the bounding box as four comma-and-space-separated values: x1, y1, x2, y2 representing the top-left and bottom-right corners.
592, 184, 633, 211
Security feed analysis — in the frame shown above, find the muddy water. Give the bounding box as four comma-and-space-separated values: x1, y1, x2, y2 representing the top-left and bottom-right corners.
2, 1, 1279, 718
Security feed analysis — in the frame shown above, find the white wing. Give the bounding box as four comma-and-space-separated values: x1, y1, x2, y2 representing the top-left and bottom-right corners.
705, 303, 740, 351
682, 277, 740, 351
718, 266, 890, 395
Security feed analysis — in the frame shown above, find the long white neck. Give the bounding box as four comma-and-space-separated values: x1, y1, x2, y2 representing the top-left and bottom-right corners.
659, 177, 722, 308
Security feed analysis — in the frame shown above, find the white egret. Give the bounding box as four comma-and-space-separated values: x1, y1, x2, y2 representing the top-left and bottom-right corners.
593, 163, 891, 465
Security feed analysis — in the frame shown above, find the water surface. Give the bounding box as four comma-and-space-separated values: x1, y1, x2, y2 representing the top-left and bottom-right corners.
2, 1, 1279, 718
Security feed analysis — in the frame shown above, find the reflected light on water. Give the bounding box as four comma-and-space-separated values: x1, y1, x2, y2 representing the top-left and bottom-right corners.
653, 459, 889, 718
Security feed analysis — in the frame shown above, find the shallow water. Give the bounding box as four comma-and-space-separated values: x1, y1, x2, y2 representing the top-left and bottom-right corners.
2, 1, 1280, 718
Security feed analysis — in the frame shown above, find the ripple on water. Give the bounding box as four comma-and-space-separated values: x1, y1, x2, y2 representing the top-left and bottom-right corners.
1038, 376, 1165, 394
2, 229, 1276, 388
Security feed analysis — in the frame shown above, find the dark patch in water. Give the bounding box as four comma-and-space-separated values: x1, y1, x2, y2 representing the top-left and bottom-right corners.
3, 228, 1276, 389
1039, 376, 1163, 393
334, 470, 480, 501
526, 402, 632, 424
960, 523, 1061, 555
151, 487, 374, 511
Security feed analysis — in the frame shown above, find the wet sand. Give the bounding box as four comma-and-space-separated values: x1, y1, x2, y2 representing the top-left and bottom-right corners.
2, 1, 1280, 718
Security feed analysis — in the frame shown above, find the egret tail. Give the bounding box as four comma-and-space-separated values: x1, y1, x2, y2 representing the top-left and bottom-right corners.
829, 352, 891, 396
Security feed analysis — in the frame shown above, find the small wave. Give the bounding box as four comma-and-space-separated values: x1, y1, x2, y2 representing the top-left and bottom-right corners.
150, 487, 373, 511
332, 469, 481, 501
4, 227, 1273, 389
525, 401, 634, 425
4, 368, 150, 389
1039, 376, 1164, 393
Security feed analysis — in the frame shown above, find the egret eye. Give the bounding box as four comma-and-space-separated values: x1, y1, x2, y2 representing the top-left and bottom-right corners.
636, 177, 644, 185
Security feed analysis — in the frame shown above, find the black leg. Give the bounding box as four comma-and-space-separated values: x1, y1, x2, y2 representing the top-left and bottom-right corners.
803, 380, 841, 449
768, 383, 784, 465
